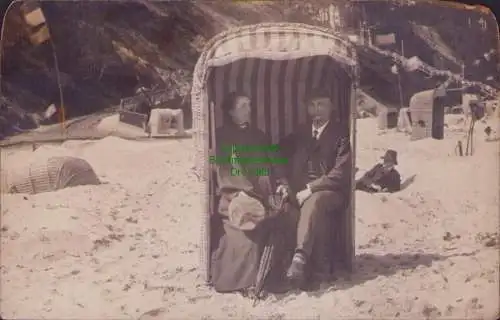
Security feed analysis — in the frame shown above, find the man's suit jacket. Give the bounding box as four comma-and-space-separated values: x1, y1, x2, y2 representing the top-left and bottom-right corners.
277, 121, 352, 201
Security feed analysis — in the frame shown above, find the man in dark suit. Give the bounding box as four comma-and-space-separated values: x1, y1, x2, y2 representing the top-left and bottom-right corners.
275, 86, 352, 287
356, 150, 401, 193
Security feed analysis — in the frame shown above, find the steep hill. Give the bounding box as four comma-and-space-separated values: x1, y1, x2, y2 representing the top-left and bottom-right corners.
0, 1, 497, 132
1, 1, 336, 122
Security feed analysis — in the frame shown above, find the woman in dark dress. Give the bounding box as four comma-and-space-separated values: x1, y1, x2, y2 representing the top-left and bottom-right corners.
210, 92, 283, 293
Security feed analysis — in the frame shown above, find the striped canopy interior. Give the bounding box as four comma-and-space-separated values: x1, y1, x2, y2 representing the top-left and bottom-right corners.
206, 56, 352, 144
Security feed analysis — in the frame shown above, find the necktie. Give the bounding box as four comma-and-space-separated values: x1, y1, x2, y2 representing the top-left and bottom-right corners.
313, 129, 319, 140
308, 129, 321, 180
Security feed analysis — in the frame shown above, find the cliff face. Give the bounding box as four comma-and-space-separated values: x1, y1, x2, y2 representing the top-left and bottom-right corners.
1, 1, 497, 127
2, 1, 205, 119
347, 1, 498, 107
1, 1, 339, 122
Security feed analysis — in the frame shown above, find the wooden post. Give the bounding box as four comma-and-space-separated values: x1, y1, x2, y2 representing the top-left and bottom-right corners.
365, 25, 373, 47
397, 40, 405, 109
48, 29, 66, 137
347, 81, 357, 272
461, 63, 465, 89
359, 22, 364, 45
457, 141, 463, 156
206, 100, 217, 284
397, 72, 404, 109
360, 5, 367, 45
0, 2, 10, 95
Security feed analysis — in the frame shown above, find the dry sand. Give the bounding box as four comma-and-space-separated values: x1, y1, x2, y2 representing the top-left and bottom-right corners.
1, 116, 499, 319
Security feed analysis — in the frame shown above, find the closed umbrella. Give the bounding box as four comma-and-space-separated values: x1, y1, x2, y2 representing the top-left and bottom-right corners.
252, 194, 288, 305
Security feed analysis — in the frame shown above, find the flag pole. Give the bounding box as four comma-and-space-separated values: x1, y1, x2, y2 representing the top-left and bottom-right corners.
397, 40, 404, 109
45, 18, 66, 137
397, 70, 404, 109
0, 1, 17, 104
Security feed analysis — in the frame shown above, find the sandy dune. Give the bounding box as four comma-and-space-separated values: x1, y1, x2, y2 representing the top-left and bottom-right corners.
1, 116, 499, 319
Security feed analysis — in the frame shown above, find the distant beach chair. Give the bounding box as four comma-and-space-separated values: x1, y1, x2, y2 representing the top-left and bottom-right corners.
4, 156, 100, 195
409, 89, 435, 141
148, 108, 185, 136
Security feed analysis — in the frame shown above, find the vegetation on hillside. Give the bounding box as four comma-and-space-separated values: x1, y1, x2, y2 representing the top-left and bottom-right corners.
0, 0, 497, 128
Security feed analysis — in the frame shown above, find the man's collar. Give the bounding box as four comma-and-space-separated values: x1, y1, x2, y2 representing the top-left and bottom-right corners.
312, 120, 329, 137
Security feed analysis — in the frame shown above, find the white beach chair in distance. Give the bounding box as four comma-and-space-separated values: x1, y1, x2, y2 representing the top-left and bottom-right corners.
148, 108, 185, 137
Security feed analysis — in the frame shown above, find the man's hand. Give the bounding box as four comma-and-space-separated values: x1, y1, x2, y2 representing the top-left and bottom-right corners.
371, 184, 382, 192
360, 177, 373, 186
276, 184, 290, 198
296, 187, 312, 207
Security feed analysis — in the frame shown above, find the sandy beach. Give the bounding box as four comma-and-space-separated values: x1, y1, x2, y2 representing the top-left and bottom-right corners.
1, 116, 498, 319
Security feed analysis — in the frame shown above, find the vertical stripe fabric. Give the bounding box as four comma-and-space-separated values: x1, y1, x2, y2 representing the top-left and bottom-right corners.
206, 56, 352, 143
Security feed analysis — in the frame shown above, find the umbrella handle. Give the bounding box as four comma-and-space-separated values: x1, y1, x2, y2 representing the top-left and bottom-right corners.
279, 194, 289, 210
252, 296, 259, 307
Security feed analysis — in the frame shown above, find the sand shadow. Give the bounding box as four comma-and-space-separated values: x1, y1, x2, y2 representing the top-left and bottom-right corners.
271, 251, 478, 300
401, 174, 417, 191
486, 137, 500, 143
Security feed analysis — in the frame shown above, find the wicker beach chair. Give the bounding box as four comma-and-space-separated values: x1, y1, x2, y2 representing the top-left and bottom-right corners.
4, 156, 100, 194
191, 23, 359, 292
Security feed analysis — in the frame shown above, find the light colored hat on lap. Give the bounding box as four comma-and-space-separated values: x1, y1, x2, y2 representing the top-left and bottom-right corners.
227, 191, 266, 231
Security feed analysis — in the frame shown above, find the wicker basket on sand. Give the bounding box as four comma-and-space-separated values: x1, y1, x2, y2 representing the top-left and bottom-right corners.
2, 155, 100, 195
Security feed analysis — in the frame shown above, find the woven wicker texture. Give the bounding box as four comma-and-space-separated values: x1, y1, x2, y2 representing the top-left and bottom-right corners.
5, 156, 100, 194
191, 23, 359, 283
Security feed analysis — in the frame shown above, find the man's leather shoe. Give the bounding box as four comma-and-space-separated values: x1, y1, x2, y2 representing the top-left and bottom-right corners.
286, 253, 307, 287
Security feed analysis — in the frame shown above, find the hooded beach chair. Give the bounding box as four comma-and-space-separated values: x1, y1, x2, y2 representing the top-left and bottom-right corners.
191, 22, 359, 293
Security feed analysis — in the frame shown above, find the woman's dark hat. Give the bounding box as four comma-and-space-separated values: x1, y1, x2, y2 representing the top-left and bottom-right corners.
381, 149, 398, 165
